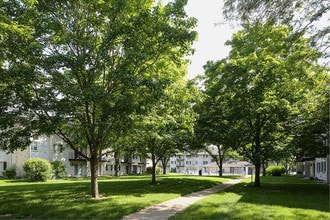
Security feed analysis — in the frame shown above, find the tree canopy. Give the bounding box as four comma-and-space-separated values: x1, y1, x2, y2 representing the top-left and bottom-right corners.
0, 0, 197, 198
200, 22, 329, 186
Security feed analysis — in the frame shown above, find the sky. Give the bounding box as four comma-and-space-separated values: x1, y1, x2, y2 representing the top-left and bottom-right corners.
183, 0, 239, 79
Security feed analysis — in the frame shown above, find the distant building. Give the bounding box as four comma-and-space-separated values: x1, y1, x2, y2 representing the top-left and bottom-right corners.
297, 157, 328, 182
157, 149, 252, 175
0, 135, 147, 177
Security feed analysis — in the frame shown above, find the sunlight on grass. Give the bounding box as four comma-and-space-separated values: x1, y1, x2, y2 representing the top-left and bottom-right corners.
171, 176, 330, 220
0, 174, 235, 219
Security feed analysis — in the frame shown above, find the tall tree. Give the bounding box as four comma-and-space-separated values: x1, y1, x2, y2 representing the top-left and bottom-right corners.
136, 73, 198, 184
1, 0, 196, 198
0, 1, 37, 152
202, 22, 328, 187
222, 0, 329, 62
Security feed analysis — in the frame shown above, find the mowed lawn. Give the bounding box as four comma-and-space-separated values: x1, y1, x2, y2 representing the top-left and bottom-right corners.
171, 176, 330, 220
0, 174, 237, 219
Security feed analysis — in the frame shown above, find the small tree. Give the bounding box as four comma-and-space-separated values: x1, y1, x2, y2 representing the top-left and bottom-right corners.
23, 158, 52, 181
51, 160, 66, 179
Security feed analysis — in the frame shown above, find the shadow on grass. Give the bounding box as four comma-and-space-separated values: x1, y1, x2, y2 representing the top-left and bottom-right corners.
171, 176, 329, 220
230, 176, 329, 212
0, 175, 237, 219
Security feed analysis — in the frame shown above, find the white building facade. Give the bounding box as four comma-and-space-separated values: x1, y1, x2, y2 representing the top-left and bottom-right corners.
0, 135, 147, 177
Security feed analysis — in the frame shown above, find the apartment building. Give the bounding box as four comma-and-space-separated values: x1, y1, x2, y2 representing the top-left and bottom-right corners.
0, 135, 147, 177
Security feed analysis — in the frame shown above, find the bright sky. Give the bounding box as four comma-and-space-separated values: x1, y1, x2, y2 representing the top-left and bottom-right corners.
183, 0, 239, 79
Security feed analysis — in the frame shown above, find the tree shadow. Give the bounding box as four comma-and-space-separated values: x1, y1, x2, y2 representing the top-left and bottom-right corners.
0, 175, 235, 219
232, 177, 329, 212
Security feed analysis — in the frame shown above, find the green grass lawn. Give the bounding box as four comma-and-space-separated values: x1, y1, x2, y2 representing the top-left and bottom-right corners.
171, 176, 330, 220
0, 174, 236, 219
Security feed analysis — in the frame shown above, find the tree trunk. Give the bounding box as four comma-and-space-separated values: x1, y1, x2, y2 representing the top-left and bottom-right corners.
254, 163, 261, 187
90, 153, 99, 198
262, 161, 267, 176
114, 151, 120, 177
219, 162, 223, 177
219, 146, 223, 176
162, 163, 166, 174
151, 153, 156, 184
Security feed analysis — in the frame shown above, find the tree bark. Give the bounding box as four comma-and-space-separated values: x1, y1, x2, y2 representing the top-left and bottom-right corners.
114, 151, 120, 177
254, 163, 261, 187
90, 153, 99, 198
218, 145, 223, 177
151, 154, 156, 184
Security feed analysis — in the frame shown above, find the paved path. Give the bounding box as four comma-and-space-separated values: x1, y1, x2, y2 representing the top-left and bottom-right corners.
122, 177, 245, 220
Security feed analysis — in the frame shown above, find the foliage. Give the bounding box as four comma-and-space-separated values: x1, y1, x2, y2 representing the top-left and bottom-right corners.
0, 0, 36, 153
0, 175, 234, 219
200, 22, 328, 187
222, 0, 330, 63
1, 0, 196, 197
146, 166, 161, 175
134, 73, 200, 183
266, 166, 285, 176
23, 158, 52, 182
51, 160, 66, 178
3, 167, 16, 179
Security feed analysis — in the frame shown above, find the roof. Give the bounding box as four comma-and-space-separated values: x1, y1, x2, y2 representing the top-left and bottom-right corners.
203, 160, 252, 168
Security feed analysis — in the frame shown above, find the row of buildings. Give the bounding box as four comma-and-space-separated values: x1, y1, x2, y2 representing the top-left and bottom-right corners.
0, 135, 253, 178
0, 135, 328, 183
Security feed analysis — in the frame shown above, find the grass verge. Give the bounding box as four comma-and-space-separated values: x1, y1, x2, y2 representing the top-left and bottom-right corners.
0, 174, 237, 219
171, 176, 330, 220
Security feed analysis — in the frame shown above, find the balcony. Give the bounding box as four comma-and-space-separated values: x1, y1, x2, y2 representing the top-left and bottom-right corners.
69, 152, 87, 162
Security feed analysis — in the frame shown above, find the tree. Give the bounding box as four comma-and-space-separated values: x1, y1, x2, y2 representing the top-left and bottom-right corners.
0, 1, 36, 152
202, 22, 328, 187
1, 0, 196, 198
222, 0, 329, 62
135, 75, 198, 184
193, 69, 236, 176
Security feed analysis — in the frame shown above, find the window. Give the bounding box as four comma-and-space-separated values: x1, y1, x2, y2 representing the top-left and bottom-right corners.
0, 162, 7, 171
322, 161, 326, 173
186, 161, 191, 165
203, 161, 208, 165
31, 143, 38, 151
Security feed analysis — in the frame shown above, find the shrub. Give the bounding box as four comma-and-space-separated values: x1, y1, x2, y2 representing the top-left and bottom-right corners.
23, 158, 52, 181
266, 166, 285, 176
3, 167, 16, 179
51, 160, 66, 178
146, 166, 161, 175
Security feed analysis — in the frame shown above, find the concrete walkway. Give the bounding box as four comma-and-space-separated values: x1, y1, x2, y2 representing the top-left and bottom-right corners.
122, 177, 245, 220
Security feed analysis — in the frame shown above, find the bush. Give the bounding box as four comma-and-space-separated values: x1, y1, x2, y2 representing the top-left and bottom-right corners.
23, 158, 52, 181
51, 160, 66, 178
146, 166, 161, 175
3, 167, 16, 179
266, 166, 285, 176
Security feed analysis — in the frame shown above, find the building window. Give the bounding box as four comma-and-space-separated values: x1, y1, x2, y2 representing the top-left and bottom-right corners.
31, 143, 38, 151
186, 161, 191, 165
322, 161, 326, 173
0, 161, 7, 171
203, 161, 208, 165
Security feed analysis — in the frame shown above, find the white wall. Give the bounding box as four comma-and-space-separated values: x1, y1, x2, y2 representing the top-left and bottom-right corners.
315, 157, 327, 181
